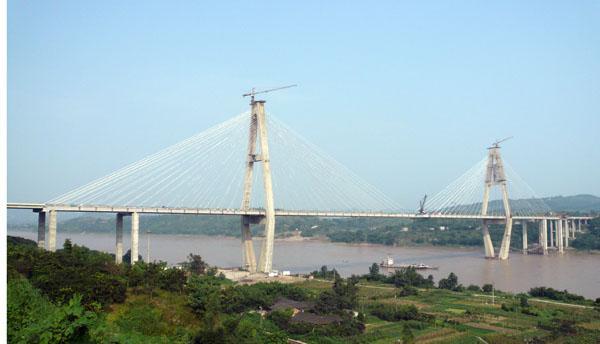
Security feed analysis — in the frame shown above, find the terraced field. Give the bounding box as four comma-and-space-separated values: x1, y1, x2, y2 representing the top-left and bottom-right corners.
294, 279, 600, 343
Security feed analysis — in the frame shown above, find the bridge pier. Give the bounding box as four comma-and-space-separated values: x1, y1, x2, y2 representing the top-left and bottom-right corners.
522, 222, 528, 254
482, 221, 495, 258
37, 211, 46, 249
116, 213, 124, 264
498, 217, 513, 260
131, 212, 139, 263
241, 216, 257, 272
48, 210, 57, 252
563, 220, 569, 248
549, 220, 554, 248
557, 219, 564, 253
539, 219, 548, 255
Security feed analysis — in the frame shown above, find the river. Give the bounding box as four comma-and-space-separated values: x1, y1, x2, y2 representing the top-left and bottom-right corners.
8, 230, 600, 299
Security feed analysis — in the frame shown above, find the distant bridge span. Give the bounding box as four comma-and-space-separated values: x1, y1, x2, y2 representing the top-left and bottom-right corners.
6, 202, 593, 222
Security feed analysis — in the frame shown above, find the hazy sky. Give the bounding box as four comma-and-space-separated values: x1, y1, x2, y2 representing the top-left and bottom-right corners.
8, 1, 600, 208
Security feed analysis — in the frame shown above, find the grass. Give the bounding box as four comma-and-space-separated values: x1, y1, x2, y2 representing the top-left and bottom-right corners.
294, 279, 600, 344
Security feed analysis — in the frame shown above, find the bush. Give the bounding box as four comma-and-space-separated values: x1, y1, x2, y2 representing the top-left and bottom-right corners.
529, 287, 586, 303
438, 272, 458, 290
482, 284, 493, 293
399, 286, 419, 297
385, 267, 434, 288
371, 304, 420, 321
8, 278, 99, 343
9, 238, 127, 308
314, 276, 359, 314
467, 284, 481, 292
311, 265, 339, 280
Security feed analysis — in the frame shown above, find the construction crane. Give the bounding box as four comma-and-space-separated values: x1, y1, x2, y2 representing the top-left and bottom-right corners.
491, 136, 513, 148
418, 194, 427, 215
243, 84, 297, 102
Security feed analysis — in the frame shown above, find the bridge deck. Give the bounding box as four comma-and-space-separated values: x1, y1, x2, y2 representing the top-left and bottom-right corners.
6, 203, 592, 221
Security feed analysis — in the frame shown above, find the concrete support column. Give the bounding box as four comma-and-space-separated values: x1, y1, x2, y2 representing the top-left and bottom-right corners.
550, 220, 554, 247
563, 220, 569, 248
541, 219, 548, 255
37, 212, 46, 249
522, 222, 528, 254
577, 220, 581, 233
131, 212, 139, 263
498, 217, 513, 260
482, 221, 495, 258
115, 213, 124, 264
557, 219, 564, 253
48, 210, 57, 252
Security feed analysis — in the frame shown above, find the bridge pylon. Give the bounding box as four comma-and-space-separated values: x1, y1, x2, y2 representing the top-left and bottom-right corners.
481, 140, 513, 260
240, 98, 276, 273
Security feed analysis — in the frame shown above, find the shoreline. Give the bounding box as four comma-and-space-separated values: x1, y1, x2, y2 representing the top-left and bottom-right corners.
8, 228, 600, 254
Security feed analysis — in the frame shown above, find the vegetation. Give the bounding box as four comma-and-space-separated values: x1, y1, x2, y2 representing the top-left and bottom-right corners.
572, 217, 600, 250
7, 236, 600, 343
529, 286, 589, 304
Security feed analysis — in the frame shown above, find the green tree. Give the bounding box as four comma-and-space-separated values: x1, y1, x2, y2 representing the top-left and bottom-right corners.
368, 262, 381, 280
186, 254, 209, 275
519, 294, 529, 307
315, 275, 359, 314
8, 278, 99, 344
438, 272, 458, 290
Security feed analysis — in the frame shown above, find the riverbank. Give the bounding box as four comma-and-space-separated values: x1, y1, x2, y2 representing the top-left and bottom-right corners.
8, 229, 600, 299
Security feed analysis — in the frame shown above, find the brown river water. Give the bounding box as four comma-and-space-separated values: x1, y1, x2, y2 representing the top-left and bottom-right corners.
8, 230, 600, 299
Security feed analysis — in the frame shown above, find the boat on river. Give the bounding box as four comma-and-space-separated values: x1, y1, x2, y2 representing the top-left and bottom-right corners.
379, 256, 438, 270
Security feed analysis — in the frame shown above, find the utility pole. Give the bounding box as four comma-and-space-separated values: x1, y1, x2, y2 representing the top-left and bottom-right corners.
240, 84, 297, 273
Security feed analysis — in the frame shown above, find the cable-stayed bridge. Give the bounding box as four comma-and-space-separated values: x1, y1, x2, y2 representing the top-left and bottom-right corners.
8, 96, 592, 272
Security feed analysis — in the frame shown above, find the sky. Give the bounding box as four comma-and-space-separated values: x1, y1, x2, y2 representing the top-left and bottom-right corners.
8, 1, 600, 210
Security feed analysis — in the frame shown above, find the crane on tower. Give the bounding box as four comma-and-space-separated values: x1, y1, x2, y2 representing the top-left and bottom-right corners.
243, 84, 297, 102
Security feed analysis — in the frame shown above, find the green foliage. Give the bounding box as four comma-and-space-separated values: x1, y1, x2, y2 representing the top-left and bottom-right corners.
367, 262, 381, 281
267, 308, 294, 328
315, 275, 359, 314
467, 284, 482, 292
482, 284, 493, 293
370, 303, 420, 321
529, 286, 587, 303
398, 286, 419, 297
184, 253, 209, 275
438, 272, 459, 291
386, 267, 435, 288
311, 265, 339, 279
401, 323, 415, 344
518, 293, 530, 307
501, 303, 518, 312
571, 217, 600, 250
115, 302, 170, 336
123, 249, 143, 265
8, 238, 127, 308
8, 278, 99, 344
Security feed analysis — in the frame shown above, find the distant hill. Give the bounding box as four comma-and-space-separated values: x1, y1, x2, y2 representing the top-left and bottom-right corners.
541, 194, 600, 213
8, 194, 599, 234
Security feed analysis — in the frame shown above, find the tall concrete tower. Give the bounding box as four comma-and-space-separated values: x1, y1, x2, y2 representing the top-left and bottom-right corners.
481, 139, 513, 260
240, 92, 279, 273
